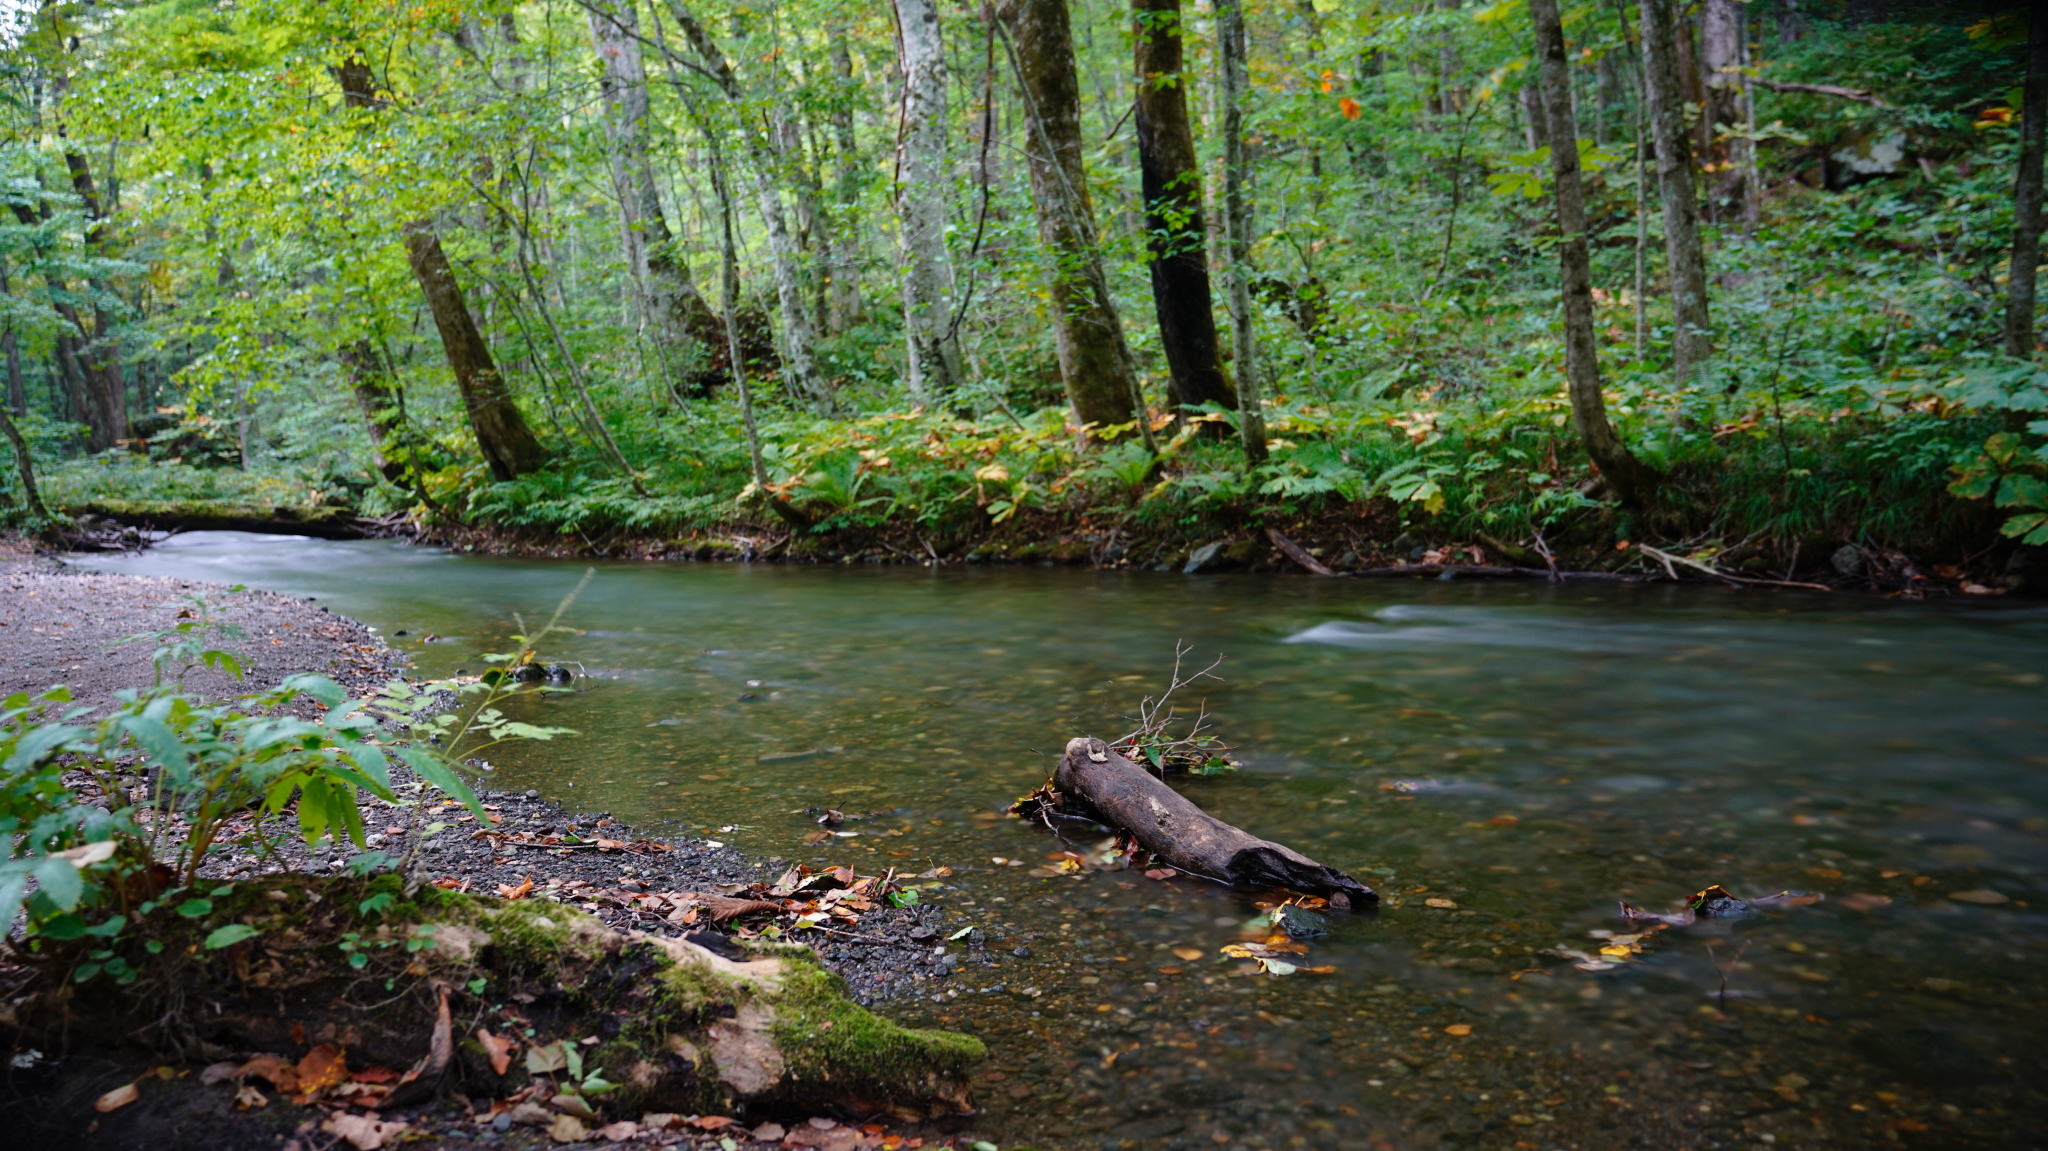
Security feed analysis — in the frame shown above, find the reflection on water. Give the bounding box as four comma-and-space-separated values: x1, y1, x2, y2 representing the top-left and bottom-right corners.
70, 534, 2048, 1149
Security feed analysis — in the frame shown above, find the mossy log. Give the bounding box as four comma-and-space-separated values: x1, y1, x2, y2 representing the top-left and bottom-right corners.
69, 500, 370, 539
2, 874, 980, 1121
1053, 736, 1376, 907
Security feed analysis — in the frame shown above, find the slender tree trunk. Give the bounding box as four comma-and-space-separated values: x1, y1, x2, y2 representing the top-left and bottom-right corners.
586, 0, 728, 392
2006, 4, 2048, 358
401, 222, 548, 481
341, 341, 407, 482
1640, 0, 1713, 381
1531, 0, 1659, 506
0, 401, 46, 523
1134, 0, 1235, 422
57, 152, 127, 450
1520, 83, 1548, 151
827, 38, 869, 330
1774, 0, 1803, 46
1701, 0, 1755, 229
3, 329, 23, 416
999, 0, 1142, 429
662, 0, 836, 413
893, 0, 968, 405
1217, 0, 1265, 462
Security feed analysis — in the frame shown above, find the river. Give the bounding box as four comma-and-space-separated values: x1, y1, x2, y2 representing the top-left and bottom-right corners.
68, 532, 2048, 1150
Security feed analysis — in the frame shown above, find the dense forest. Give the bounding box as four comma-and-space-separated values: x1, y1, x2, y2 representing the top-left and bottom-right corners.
0, 0, 2043, 583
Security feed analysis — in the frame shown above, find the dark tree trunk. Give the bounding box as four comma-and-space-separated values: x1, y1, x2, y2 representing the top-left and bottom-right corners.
1132, 0, 1234, 421
2007, 4, 2048, 358
1640, 0, 1713, 381
1532, 0, 1660, 507
1001, 0, 1141, 429
401, 223, 547, 482
3, 329, 23, 416
341, 341, 407, 483
0, 400, 46, 523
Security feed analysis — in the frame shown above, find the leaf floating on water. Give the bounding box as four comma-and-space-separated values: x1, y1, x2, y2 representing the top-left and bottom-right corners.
1443, 1024, 1473, 1036
1144, 868, 1179, 880
1948, 889, 2011, 905
1836, 893, 1892, 911
1424, 897, 1459, 910
1171, 947, 1204, 962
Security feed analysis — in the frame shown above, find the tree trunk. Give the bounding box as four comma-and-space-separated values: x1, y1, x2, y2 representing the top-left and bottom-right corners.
401, 222, 548, 482
1701, 0, 1755, 229
1000, 0, 1141, 430
893, 0, 968, 405
1217, 0, 1266, 462
1639, 0, 1713, 381
0, 401, 47, 524
1531, 0, 1660, 507
663, 0, 836, 414
1133, 0, 1236, 422
57, 152, 127, 451
1045, 737, 1375, 903
1774, 0, 1804, 46
2006, 4, 2048, 359
341, 341, 407, 482
1520, 83, 1548, 150
3, 328, 23, 417
827, 38, 869, 331
586, 0, 728, 394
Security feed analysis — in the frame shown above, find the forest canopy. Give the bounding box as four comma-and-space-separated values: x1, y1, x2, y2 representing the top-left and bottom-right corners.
0, 0, 2043, 582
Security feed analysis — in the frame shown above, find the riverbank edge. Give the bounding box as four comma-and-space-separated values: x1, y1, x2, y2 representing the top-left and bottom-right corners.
0, 551, 995, 1148
404, 512, 2047, 599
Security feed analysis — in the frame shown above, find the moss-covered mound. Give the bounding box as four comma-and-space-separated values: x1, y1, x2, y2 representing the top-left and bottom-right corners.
1, 873, 981, 1121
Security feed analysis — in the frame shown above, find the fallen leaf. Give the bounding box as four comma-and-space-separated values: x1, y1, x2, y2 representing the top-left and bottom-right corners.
94, 1082, 140, 1112
199, 1061, 241, 1086
1837, 893, 1892, 911
1948, 889, 2010, 905
1488, 815, 1518, 827
293, 1044, 349, 1101
323, 1113, 409, 1151
478, 1029, 518, 1076
498, 876, 535, 900
1144, 868, 1179, 880
1806, 868, 1843, 880
552, 1094, 598, 1120
1424, 897, 1458, 909
1171, 947, 1204, 962
350, 1065, 400, 1085
235, 1054, 299, 1092
234, 1085, 268, 1110
688, 1115, 742, 1130
550, 1114, 590, 1143
525, 1042, 569, 1074
1443, 1024, 1472, 1036
599, 1121, 641, 1143
752, 1122, 788, 1142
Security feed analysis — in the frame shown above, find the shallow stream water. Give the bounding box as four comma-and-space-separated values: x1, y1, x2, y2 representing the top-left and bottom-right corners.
69, 534, 2048, 1150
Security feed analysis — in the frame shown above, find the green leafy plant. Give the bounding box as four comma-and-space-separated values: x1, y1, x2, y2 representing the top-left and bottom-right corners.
1950, 431, 2048, 545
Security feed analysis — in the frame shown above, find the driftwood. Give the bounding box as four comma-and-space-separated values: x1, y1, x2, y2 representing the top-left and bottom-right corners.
1265, 527, 1336, 576
1634, 544, 1834, 592
1053, 736, 1376, 907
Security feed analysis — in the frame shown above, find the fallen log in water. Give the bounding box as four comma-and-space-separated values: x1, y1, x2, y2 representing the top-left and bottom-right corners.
1049, 736, 1376, 908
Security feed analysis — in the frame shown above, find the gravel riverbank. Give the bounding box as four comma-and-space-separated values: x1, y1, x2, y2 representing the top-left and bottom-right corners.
0, 542, 992, 1150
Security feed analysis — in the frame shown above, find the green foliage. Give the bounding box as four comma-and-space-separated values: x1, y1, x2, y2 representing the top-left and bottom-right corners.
0, 597, 574, 980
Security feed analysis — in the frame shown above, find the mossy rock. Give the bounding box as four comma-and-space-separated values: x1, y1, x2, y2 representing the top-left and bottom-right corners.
4, 874, 981, 1121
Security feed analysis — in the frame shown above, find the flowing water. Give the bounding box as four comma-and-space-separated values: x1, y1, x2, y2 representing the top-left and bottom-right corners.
69, 534, 2048, 1150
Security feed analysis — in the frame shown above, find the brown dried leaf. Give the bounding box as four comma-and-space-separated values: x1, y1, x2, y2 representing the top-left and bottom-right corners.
497, 876, 535, 900
93, 1082, 140, 1112
477, 1029, 518, 1076
236, 1054, 300, 1092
